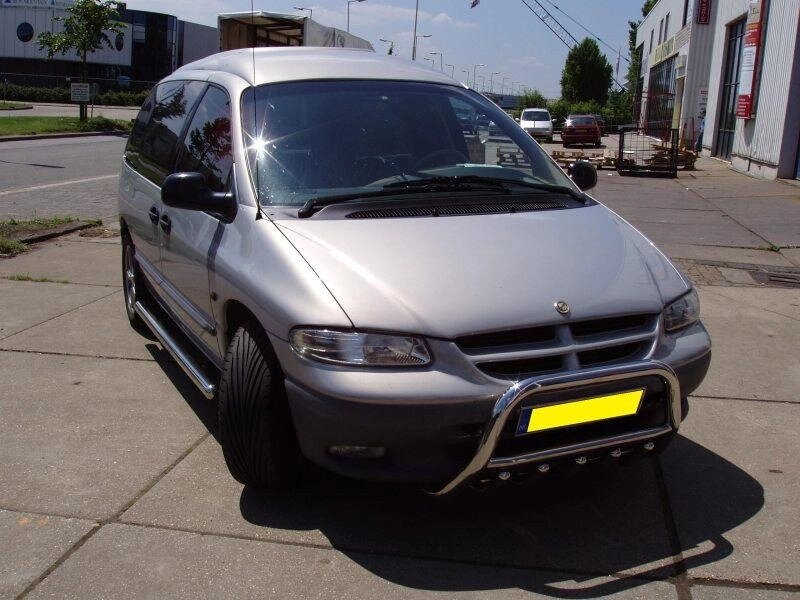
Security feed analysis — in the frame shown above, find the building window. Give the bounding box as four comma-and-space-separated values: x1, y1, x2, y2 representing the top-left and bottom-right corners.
658, 19, 664, 44
664, 13, 670, 39
17, 22, 34, 43
115, 32, 124, 51
682, 0, 690, 27
649, 29, 654, 52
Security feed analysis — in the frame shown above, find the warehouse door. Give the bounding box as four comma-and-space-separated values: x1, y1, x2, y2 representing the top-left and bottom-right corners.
714, 17, 746, 160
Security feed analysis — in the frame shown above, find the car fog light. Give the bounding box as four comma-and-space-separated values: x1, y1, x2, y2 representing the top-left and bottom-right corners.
610, 448, 623, 458
328, 445, 386, 459
498, 470, 511, 481
537, 464, 550, 473
644, 441, 655, 451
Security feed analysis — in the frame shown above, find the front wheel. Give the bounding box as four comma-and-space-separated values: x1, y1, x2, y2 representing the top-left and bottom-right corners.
218, 320, 302, 490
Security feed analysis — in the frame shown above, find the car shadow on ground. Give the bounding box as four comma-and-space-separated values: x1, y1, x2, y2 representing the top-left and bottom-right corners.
147, 341, 763, 597
234, 436, 762, 598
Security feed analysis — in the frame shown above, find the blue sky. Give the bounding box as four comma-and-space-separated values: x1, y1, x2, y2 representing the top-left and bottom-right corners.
127, 0, 644, 98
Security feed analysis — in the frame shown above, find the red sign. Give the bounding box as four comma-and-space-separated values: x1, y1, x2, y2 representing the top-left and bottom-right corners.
697, 0, 712, 24
736, 1, 763, 119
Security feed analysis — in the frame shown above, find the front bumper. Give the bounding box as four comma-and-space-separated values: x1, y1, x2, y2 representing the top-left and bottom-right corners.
274, 322, 710, 489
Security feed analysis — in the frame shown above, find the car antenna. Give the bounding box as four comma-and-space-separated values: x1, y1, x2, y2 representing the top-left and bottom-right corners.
250, 0, 265, 221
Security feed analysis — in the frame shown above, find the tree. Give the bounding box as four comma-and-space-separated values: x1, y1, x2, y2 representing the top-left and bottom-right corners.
642, 0, 658, 16
517, 89, 548, 110
560, 38, 613, 105
38, 0, 125, 121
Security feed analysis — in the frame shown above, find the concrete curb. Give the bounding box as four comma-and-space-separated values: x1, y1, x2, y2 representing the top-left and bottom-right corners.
0, 131, 128, 143
0, 104, 34, 111
16, 221, 99, 245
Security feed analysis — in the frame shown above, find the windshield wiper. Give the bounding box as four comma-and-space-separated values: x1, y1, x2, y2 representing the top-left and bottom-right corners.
297, 179, 507, 218
297, 175, 585, 218
384, 175, 586, 201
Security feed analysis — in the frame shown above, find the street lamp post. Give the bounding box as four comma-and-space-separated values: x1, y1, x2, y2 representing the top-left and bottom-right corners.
428, 51, 443, 72
477, 75, 485, 92
472, 63, 484, 89
293, 6, 312, 19
423, 57, 435, 69
413, 33, 431, 60
489, 71, 500, 94
412, 0, 420, 60
501, 76, 509, 94
347, 0, 366, 33
461, 69, 470, 85
445, 63, 454, 77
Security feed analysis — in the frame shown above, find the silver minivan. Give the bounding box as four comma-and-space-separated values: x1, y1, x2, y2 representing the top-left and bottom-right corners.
119, 48, 711, 494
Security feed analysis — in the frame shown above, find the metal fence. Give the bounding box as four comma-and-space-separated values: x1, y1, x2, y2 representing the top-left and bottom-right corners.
1, 72, 155, 94
616, 126, 679, 177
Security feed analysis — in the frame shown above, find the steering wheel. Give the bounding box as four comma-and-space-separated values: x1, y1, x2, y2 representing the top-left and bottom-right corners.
412, 149, 468, 171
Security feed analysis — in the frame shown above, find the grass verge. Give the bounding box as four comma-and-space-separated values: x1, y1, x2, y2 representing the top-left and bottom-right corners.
2, 273, 69, 283
0, 116, 132, 137
0, 216, 85, 257
0, 101, 32, 110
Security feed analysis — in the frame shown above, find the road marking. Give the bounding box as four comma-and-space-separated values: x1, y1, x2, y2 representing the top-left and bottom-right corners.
0, 174, 117, 196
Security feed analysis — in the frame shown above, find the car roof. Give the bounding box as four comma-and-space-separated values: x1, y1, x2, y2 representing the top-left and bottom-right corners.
172, 47, 464, 88
522, 108, 549, 111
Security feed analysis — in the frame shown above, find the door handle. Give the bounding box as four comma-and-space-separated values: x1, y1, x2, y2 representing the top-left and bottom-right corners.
159, 213, 172, 234
148, 205, 160, 225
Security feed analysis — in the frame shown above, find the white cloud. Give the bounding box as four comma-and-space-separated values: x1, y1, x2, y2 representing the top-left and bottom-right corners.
511, 55, 545, 68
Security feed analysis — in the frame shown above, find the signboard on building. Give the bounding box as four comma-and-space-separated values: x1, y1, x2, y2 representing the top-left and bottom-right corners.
70, 82, 90, 103
697, 0, 712, 25
651, 34, 676, 66
1, 0, 75, 7
736, 0, 763, 119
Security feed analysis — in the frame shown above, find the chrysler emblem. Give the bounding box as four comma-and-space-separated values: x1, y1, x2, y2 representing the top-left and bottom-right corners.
554, 300, 570, 315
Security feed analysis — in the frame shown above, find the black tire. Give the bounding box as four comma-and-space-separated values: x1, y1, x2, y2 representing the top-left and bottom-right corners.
121, 234, 148, 333
218, 320, 302, 490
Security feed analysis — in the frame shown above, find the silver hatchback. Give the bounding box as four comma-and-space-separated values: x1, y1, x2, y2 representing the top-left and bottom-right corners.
118, 48, 710, 494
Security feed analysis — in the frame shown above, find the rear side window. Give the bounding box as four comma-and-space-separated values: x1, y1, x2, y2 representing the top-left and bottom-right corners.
175, 86, 233, 193
127, 80, 205, 186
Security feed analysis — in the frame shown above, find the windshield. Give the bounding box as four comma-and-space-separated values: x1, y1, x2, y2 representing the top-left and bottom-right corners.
521, 110, 549, 121
241, 80, 571, 207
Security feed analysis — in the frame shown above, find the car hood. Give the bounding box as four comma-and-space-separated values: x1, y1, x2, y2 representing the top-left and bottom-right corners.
521, 120, 551, 128
276, 204, 689, 338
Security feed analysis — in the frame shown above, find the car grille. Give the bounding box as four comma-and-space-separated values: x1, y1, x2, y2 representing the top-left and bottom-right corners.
455, 314, 659, 381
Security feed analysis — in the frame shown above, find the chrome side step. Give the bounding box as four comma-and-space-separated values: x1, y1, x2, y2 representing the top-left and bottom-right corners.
134, 300, 217, 399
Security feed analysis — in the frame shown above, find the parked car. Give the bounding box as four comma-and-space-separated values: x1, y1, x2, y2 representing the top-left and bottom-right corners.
562, 114, 602, 147
519, 108, 553, 142
119, 48, 710, 494
591, 114, 606, 134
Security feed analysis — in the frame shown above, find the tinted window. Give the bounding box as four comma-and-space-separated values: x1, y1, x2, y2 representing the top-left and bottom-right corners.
243, 80, 571, 206
176, 86, 233, 193
569, 116, 596, 125
132, 80, 205, 185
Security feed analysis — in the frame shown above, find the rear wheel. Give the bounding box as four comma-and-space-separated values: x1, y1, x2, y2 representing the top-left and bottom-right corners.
121, 235, 147, 332
218, 320, 302, 490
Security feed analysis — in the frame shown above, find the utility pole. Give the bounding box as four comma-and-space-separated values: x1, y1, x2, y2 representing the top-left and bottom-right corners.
472, 63, 484, 89
411, 0, 420, 60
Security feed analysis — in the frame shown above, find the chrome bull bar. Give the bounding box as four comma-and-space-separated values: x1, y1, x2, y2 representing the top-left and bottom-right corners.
433, 361, 681, 496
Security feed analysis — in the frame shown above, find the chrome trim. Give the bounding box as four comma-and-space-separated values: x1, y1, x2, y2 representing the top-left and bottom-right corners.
432, 360, 680, 495
134, 300, 217, 399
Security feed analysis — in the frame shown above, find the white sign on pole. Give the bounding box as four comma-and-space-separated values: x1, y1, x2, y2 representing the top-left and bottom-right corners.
70, 82, 90, 103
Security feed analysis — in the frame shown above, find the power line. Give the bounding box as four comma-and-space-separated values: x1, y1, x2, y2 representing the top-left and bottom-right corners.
541, 0, 630, 63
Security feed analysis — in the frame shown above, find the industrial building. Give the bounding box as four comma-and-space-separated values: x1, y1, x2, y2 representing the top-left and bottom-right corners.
0, 1, 218, 86
636, 0, 800, 180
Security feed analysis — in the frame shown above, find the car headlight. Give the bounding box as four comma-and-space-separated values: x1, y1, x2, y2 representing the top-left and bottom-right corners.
663, 289, 700, 332
289, 328, 432, 367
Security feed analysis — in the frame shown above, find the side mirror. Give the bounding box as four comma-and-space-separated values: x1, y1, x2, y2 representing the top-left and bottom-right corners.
569, 160, 597, 191
162, 172, 236, 221
515, 117, 520, 122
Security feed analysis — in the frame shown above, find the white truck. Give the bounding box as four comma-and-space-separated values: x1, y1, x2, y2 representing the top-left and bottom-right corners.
219, 11, 374, 51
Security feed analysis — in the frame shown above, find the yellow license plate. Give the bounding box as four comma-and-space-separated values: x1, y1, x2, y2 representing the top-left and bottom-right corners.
517, 389, 645, 435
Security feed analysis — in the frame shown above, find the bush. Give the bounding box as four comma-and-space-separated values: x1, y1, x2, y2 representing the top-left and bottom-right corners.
0, 83, 149, 106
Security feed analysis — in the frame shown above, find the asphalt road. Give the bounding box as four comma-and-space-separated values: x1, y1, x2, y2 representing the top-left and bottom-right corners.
0, 135, 125, 222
